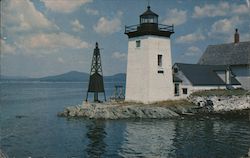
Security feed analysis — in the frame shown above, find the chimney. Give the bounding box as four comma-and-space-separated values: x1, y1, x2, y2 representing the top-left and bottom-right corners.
234, 28, 239, 43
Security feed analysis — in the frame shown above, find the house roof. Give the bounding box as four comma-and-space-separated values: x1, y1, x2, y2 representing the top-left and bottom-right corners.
174, 63, 241, 86
198, 41, 250, 65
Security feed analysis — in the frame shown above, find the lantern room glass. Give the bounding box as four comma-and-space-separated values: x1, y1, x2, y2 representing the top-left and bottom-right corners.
140, 15, 158, 24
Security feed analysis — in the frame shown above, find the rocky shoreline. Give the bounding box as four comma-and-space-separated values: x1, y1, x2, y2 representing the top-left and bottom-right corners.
189, 95, 250, 112
58, 95, 250, 119
58, 102, 195, 119
0, 149, 8, 158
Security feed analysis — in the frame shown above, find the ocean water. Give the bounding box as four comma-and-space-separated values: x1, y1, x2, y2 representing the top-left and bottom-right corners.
0, 82, 250, 158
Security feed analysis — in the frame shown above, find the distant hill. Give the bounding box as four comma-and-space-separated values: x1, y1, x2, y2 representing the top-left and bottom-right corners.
1, 71, 126, 82
40, 71, 126, 82
39, 71, 89, 82
104, 73, 126, 82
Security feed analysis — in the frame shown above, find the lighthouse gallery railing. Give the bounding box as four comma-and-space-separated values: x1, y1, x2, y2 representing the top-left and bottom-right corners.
125, 24, 174, 34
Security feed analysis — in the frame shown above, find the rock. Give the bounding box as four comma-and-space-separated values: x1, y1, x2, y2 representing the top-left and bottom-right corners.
241, 148, 250, 158
0, 149, 8, 158
58, 103, 183, 119
58, 95, 250, 119
188, 95, 250, 112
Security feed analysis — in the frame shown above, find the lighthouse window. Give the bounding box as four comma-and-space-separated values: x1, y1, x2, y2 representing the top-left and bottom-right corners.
136, 40, 140, 48
174, 84, 180, 96
158, 55, 162, 67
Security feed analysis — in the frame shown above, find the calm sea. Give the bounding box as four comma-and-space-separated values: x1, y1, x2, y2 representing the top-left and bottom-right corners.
0, 82, 250, 157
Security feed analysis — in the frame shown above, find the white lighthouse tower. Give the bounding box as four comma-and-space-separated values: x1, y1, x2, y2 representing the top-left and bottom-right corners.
125, 6, 174, 103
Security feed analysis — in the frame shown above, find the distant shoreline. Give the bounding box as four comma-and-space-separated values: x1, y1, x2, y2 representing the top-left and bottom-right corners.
0, 71, 126, 82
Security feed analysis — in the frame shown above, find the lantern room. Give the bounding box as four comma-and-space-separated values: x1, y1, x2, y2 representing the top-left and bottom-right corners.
140, 6, 158, 24
125, 6, 174, 38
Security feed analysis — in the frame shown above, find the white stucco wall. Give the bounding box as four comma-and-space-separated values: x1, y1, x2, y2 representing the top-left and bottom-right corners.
125, 35, 174, 103
215, 71, 226, 82
231, 65, 250, 90
235, 76, 250, 90
174, 85, 229, 99
175, 84, 241, 99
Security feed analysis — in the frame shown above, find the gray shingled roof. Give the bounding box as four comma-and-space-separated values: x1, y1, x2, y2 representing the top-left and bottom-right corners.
175, 63, 241, 86
198, 41, 250, 65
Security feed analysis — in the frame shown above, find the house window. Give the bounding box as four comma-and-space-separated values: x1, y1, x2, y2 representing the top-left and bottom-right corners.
136, 40, 140, 48
158, 70, 164, 74
182, 88, 188, 94
158, 54, 162, 67
174, 83, 179, 96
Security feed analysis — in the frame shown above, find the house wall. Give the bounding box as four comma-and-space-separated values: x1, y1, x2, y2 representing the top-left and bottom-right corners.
174, 85, 230, 99
231, 65, 250, 90
125, 35, 174, 103
173, 66, 241, 99
175, 84, 241, 99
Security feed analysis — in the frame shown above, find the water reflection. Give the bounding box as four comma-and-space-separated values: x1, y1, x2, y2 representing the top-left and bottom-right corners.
119, 120, 176, 157
172, 117, 250, 158
2, 82, 249, 157
173, 118, 217, 157
84, 117, 250, 157
86, 120, 106, 158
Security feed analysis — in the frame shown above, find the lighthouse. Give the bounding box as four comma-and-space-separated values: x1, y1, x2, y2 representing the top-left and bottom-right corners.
125, 6, 174, 103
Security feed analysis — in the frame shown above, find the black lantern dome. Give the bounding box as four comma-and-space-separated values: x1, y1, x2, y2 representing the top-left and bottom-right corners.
125, 6, 174, 38
140, 6, 158, 24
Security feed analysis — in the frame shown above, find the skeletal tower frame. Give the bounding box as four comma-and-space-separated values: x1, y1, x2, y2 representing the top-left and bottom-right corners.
86, 42, 106, 102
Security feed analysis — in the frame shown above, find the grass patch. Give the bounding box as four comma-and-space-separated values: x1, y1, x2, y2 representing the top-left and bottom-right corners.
116, 99, 193, 107
153, 99, 194, 106
191, 88, 249, 97
115, 101, 144, 106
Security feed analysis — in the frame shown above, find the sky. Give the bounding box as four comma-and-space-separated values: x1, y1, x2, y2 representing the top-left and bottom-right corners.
0, 0, 250, 77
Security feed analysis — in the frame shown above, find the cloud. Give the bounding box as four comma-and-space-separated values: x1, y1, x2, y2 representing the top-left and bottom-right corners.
112, 52, 127, 60
192, 2, 250, 18
208, 16, 249, 43
176, 32, 205, 43
1, 39, 16, 54
184, 46, 202, 56
210, 16, 242, 35
93, 11, 123, 35
15, 33, 90, 54
192, 2, 229, 18
3, 0, 57, 32
85, 8, 99, 15
41, 0, 92, 13
71, 19, 85, 32
231, 4, 250, 14
241, 33, 250, 41
57, 57, 65, 63
163, 9, 187, 26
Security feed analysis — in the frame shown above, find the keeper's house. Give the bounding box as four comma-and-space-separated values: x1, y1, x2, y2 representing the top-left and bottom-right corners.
198, 29, 250, 90
173, 63, 241, 98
